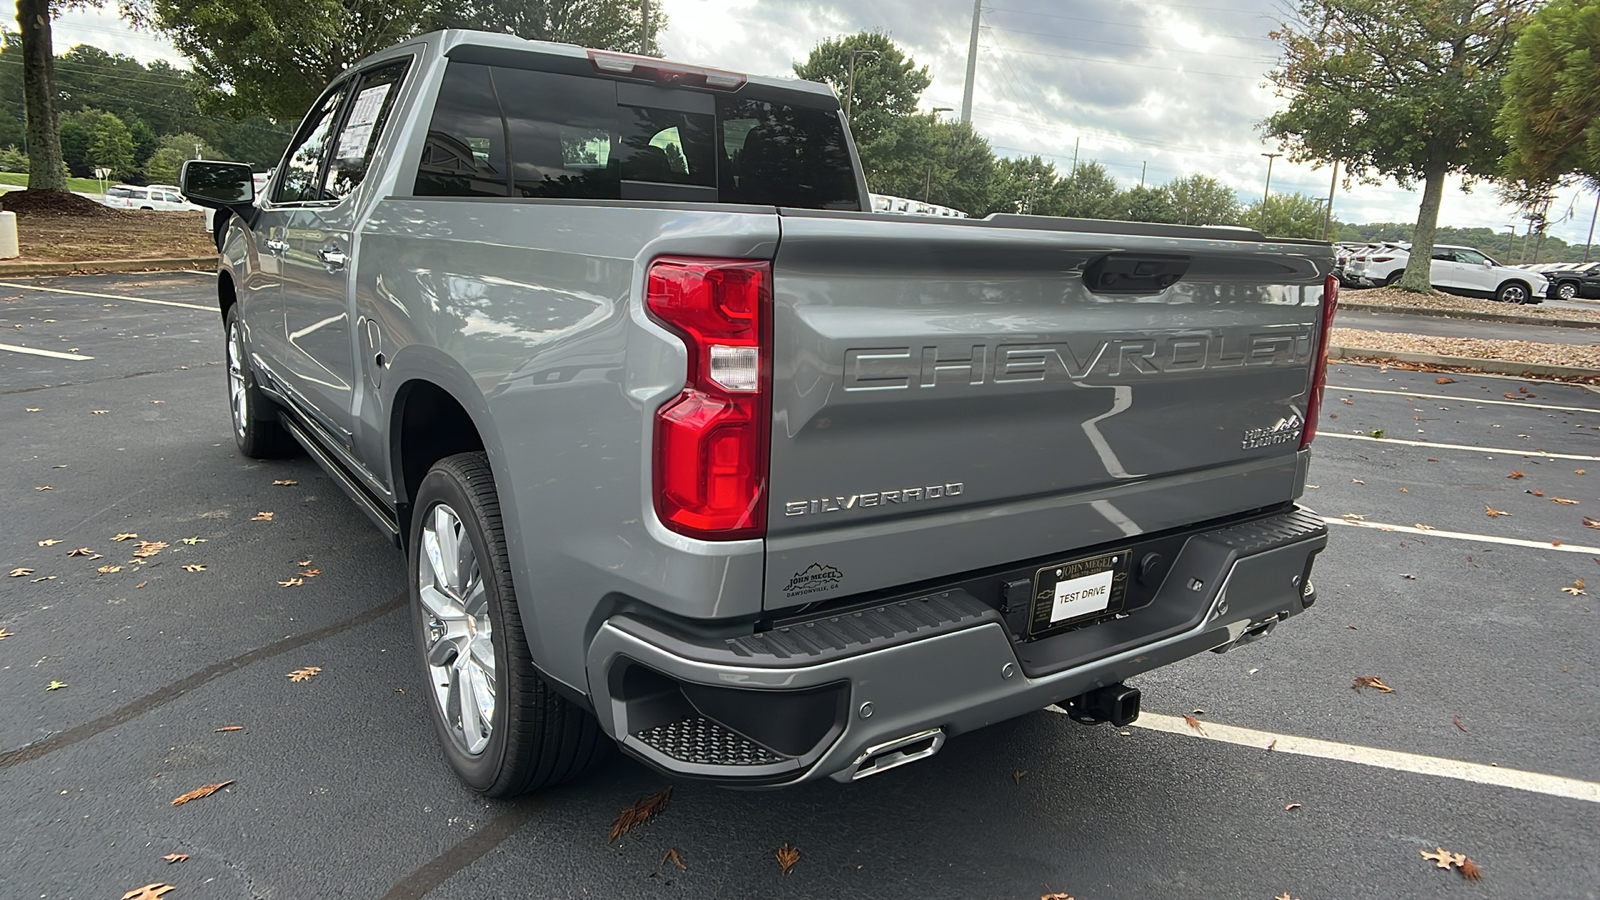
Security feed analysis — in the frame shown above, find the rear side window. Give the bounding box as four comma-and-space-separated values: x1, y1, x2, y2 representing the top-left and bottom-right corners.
414, 61, 860, 210
325, 60, 411, 201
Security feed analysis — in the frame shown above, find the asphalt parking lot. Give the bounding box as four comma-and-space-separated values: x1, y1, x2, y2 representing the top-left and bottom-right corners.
3, 273, 1597, 900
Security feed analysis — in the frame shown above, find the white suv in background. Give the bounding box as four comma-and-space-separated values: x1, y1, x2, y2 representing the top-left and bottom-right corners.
1346, 243, 1548, 304
102, 184, 201, 211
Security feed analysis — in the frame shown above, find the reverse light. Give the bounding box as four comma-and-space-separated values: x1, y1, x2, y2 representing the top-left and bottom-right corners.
647, 257, 772, 539
588, 50, 748, 90
1300, 274, 1340, 450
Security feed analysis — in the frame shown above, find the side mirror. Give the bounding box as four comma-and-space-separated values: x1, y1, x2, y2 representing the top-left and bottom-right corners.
180, 160, 255, 208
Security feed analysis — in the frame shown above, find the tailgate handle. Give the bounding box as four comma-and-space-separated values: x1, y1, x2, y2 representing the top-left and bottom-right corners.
1083, 254, 1190, 294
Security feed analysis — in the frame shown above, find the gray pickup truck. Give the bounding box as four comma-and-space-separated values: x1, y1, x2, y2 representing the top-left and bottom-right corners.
181, 30, 1334, 796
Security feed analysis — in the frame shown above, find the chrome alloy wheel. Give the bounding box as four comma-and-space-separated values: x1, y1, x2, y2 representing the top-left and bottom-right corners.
1501, 283, 1528, 304
1558, 282, 1578, 300
419, 503, 496, 755
227, 318, 248, 438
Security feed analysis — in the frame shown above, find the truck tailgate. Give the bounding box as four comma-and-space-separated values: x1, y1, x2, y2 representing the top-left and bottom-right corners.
763, 212, 1332, 610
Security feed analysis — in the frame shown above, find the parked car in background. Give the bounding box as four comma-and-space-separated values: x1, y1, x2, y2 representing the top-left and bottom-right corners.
103, 184, 201, 211
1344, 243, 1547, 303
1543, 261, 1600, 300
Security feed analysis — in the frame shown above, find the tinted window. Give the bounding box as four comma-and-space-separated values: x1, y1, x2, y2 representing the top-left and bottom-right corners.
1456, 249, 1489, 266
276, 85, 350, 204
414, 61, 860, 210
325, 60, 411, 201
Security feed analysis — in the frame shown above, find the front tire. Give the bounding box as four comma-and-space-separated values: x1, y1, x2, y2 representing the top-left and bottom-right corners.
1495, 281, 1531, 304
1556, 281, 1578, 300
409, 452, 608, 797
224, 305, 295, 458
1383, 270, 1404, 287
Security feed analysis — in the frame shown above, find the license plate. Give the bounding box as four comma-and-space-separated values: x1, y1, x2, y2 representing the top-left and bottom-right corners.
1028, 550, 1131, 637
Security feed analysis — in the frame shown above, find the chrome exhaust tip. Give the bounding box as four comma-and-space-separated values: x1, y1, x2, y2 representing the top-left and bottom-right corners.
848, 728, 946, 780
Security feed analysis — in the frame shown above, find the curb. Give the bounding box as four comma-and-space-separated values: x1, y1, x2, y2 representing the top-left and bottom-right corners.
0, 257, 215, 276
1328, 344, 1600, 381
1338, 301, 1600, 330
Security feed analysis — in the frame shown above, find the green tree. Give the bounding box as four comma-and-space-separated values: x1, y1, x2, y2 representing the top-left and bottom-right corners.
143, 132, 218, 182
428, 0, 662, 54
1054, 161, 1120, 219
1118, 184, 1177, 223
793, 32, 931, 159
1497, 0, 1600, 189
1264, 0, 1536, 291
58, 109, 98, 177
88, 111, 137, 179
989, 155, 1063, 215
1166, 174, 1241, 225
0, 145, 27, 172
1242, 191, 1327, 238
864, 114, 996, 214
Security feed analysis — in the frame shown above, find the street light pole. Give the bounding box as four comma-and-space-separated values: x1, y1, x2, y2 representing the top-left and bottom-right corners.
1585, 191, 1599, 263
640, 0, 649, 55
1322, 160, 1339, 241
844, 49, 879, 123
1259, 152, 1281, 231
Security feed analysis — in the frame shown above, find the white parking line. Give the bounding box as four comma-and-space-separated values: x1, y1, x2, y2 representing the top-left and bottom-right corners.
1327, 385, 1600, 415
0, 342, 93, 361
1322, 516, 1600, 554
0, 281, 212, 312
1319, 432, 1600, 462
1049, 709, 1600, 804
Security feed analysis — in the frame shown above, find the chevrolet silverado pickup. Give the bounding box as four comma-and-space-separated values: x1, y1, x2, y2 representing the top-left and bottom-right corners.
180, 30, 1334, 796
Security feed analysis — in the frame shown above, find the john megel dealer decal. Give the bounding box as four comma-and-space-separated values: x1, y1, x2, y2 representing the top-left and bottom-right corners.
784, 563, 843, 598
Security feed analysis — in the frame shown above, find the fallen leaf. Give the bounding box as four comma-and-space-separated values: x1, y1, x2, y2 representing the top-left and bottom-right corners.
1459, 857, 1482, 881
25, 406, 39, 411
112, 533, 138, 541
67, 547, 93, 556
213, 726, 243, 733
1182, 714, 1205, 734
1413, 524, 1434, 530
660, 848, 686, 871
181, 564, 206, 572
1585, 517, 1600, 530
1552, 540, 1562, 547
1551, 497, 1579, 505
1506, 470, 1524, 479
1421, 847, 1460, 870
1369, 428, 1385, 438
136, 582, 146, 589
1351, 478, 1364, 484
1341, 397, 1352, 405
1427, 457, 1439, 462
1352, 675, 1394, 693
162, 853, 188, 864
1013, 770, 1026, 785
609, 787, 671, 842
1284, 802, 1301, 810
1401, 573, 1416, 580
170, 779, 234, 806
1041, 894, 1075, 900
1341, 512, 1365, 520
299, 568, 321, 578
46, 680, 67, 690
37, 538, 61, 546
271, 479, 298, 486
1435, 377, 1455, 384
1399, 487, 1408, 492
278, 577, 304, 587
35, 485, 52, 491
1266, 739, 1277, 751
1577, 469, 1587, 475
121, 885, 175, 900
97, 564, 123, 575
0, 628, 11, 640
1528, 489, 1545, 497
1485, 506, 1510, 518
296, 559, 313, 567
9, 567, 33, 577
1503, 392, 1517, 399
180, 536, 206, 545
1562, 584, 1587, 596
30, 575, 57, 583
1275, 895, 1299, 900
133, 540, 168, 558
251, 511, 274, 521
1519, 386, 1528, 394
775, 842, 800, 875
91, 409, 108, 414
287, 666, 321, 682
1453, 716, 1468, 733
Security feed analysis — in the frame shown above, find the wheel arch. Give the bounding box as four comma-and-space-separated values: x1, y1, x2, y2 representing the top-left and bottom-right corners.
389, 372, 497, 550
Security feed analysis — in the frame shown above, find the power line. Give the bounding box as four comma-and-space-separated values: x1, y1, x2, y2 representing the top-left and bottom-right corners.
983, 6, 1280, 44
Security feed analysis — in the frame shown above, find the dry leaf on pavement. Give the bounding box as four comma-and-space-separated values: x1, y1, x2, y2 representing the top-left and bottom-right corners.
182, 564, 206, 572
1420, 847, 1481, 880
97, 565, 122, 575
213, 726, 243, 733
1353, 676, 1394, 693
1506, 470, 1524, 479
299, 568, 321, 578
1042, 894, 1075, 900
1551, 498, 1579, 505
609, 787, 671, 842
180, 536, 206, 545
121, 884, 175, 900
1485, 506, 1510, 517
1577, 469, 1587, 475
35, 485, 52, 491
91, 409, 108, 414
251, 512, 274, 521
133, 541, 168, 558
0, 628, 11, 640
112, 533, 138, 541
1183, 714, 1205, 734
9, 567, 33, 577
775, 843, 800, 875
278, 577, 304, 587
46, 680, 66, 690
1453, 716, 1468, 733
660, 848, 686, 870
1284, 802, 1301, 810
287, 666, 321, 682
37, 538, 61, 546
1434, 377, 1454, 384
67, 547, 94, 556
1341, 512, 1365, 520
1562, 579, 1587, 596
162, 853, 188, 864
1528, 489, 1545, 497
1013, 770, 1026, 785
171, 780, 234, 806
272, 479, 298, 486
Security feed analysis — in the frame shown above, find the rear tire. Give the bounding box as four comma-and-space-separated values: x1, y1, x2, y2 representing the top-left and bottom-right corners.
224, 305, 296, 458
409, 452, 609, 797
1494, 281, 1531, 304
1382, 270, 1404, 286
1556, 281, 1578, 300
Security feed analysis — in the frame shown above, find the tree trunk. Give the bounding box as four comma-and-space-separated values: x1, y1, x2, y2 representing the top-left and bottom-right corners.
1396, 160, 1447, 292
17, 0, 66, 192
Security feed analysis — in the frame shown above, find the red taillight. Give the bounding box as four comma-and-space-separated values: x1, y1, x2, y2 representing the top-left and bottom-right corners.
1371, 256, 1394, 262
1300, 274, 1339, 450
588, 50, 748, 90
647, 257, 771, 539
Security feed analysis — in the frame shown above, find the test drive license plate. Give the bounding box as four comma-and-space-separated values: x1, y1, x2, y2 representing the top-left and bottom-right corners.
1028, 550, 1131, 637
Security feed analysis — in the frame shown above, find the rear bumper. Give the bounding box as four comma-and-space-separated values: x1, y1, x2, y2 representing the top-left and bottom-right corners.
585, 506, 1327, 785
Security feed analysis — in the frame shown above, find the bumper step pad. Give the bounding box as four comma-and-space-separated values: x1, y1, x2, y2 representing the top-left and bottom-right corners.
633, 715, 786, 767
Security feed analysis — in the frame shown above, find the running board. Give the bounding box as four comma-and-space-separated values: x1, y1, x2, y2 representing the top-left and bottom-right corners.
279, 414, 400, 545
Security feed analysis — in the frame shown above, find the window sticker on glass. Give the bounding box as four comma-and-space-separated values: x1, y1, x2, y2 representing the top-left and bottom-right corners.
337, 83, 392, 161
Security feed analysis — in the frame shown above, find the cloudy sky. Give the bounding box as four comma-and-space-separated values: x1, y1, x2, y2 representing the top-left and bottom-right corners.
52, 0, 1600, 249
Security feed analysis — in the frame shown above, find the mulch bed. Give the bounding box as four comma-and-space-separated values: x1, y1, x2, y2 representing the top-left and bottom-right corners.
0, 189, 128, 219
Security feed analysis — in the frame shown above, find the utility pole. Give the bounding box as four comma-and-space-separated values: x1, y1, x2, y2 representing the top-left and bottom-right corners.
1259, 152, 1281, 231
640, 0, 650, 55
1322, 160, 1338, 241
1139, 161, 1146, 187
1532, 195, 1554, 263
1070, 137, 1079, 175
960, 0, 981, 124
844, 49, 878, 123
1584, 191, 1599, 263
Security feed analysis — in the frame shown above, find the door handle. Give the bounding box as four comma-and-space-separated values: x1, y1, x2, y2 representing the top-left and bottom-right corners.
264, 238, 289, 254
318, 247, 347, 270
